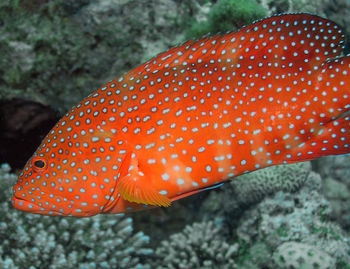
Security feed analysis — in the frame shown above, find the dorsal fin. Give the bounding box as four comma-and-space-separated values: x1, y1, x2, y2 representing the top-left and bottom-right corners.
128, 13, 345, 77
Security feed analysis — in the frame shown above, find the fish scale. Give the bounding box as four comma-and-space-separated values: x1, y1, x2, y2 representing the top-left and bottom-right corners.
12, 13, 350, 216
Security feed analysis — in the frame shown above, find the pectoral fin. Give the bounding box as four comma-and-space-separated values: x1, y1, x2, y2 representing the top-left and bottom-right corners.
117, 153, 171, 207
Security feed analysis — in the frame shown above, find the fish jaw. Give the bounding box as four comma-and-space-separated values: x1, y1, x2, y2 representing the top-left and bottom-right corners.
11, 192, 72, 216
11, 191, 100, 217
11, 180, 108, 217
12, 170, 101, 217
11, 196, 44, 214
11, 187, 75, 216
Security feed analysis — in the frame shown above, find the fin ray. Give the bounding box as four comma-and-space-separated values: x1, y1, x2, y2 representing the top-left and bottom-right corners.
117, 153, 171, 207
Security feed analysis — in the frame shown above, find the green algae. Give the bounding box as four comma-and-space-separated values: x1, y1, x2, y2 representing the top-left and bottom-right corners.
186, 0, 267, 38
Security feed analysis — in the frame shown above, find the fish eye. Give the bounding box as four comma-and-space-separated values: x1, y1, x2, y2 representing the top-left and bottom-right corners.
34, 160, 45, 168
32, 158, 48, 173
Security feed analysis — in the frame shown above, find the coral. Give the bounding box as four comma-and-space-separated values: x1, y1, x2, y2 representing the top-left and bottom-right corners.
145, 163, 350, 268
232, 162, 310, 206
2, 3, 350, 268
3, 160, 350, 268
186, 0, 350, 42
186, 0, 267, 38
200, 162, 310, 221
314, 155, 350, 230
0, 164, 153, 268
0, 164, 17, 197
273, 241, 335, 269
151, 221, 238, 269
209, 0, 267, 29
324, 0, 350, 30
259, 0, 329, 15
0, 0, 199, 113
235, 169, 350, 267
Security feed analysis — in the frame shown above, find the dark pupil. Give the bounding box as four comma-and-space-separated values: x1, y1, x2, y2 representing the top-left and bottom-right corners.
34, 160, 45, 168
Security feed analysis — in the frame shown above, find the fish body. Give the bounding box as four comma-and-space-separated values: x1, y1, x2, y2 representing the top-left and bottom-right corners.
12, 13, 350, 216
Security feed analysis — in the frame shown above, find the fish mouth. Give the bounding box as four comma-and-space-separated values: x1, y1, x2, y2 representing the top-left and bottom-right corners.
11, 196, 69, 216
11, 196, 43, 213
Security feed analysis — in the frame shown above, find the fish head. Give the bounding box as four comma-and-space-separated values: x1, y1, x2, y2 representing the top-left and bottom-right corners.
11, 110, 120, 217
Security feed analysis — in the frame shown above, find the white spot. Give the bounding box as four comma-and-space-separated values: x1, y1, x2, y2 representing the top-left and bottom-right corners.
206, 165, 212, 172
177, 178, 185, 185
161, 173, 170, 181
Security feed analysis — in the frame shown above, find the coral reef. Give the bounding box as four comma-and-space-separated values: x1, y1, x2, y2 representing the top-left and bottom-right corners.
234, 169, 350, 268
1, 0, 349, 112
185, 0, 267, 38
199, 162, 310, 222
0, 0, 207, 168
1, 1, 350, 268
273, 241, 335, 269
0, 164, 153, 269
143, 163, 350, 268
0, 164, 17, 192
0, 0, 199, 113
314, 155, 350, 230
6, 158, 349, 268
150, 221, 238, 269
229, 162, 310, 206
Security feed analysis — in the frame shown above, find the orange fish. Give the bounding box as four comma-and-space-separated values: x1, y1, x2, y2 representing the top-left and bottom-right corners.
12, 13, 350, 217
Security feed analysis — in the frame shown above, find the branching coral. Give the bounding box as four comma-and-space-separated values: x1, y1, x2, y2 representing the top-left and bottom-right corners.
0, 164, 153, 269
0, 164, 17, 194
151, 221, 238, 269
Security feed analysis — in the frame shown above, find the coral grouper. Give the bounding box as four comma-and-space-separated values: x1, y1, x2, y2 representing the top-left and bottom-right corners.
11, 13, 350, 216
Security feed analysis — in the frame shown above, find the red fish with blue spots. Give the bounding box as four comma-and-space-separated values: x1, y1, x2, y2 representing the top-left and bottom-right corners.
12, 13, 350, 216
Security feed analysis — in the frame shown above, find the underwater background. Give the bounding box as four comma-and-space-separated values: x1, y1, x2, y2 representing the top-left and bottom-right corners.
1, 0, 350, 268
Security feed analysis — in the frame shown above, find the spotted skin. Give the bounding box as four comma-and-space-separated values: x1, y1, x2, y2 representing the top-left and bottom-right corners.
12, 13, 350, 216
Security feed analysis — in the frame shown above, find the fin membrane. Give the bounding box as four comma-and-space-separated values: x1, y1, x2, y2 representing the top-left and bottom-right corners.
117, 153, 171, 207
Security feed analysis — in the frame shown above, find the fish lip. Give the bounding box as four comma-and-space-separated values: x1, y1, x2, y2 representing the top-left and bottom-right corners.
11, 195, 42, 212
11, 196, 70, 216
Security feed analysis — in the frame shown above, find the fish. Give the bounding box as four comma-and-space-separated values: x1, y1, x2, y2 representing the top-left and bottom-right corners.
11, 13, 350, 217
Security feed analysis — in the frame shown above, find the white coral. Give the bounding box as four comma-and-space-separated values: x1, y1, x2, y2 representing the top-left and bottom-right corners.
0, 164, 153, 269
154, 221, 238, 269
